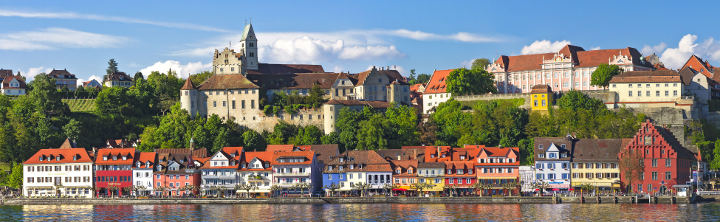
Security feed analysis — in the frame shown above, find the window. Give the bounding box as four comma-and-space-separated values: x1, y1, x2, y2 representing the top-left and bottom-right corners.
547, 163, 554, 169
547, 173, 555, 179
562, 173, 569, 179
673, 90, 677, 96
652, 172, 658, 180
535, 163, 543, 169
629, 91, 633, 97
656, 91, 660, 96
538, 154, 545, 158
646, 91, 650, 96
665, 172, 671, 180
652, 159, 657, 167
665, 159, 671, 167
638, 91, 642, 97
251, 100, 255, 109
536, 174, 544, 180
232, 100, 236, 109
213, 101, 217, 107
665, 91, 669, 96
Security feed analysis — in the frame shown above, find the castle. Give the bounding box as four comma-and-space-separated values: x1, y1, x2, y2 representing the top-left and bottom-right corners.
180, 24, 411, 133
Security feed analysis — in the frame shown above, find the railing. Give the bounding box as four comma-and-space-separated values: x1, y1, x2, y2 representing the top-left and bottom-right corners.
273, 172, 310, 177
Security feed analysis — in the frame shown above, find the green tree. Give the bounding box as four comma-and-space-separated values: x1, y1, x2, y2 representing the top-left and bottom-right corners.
356, 113, 389, 150
294, 125, 322, 145
63, 119, 82, 142
557, 90, 605, 111
471, 58, 491, 71
106, 58, 119, 75
5, 163, 23, 188
446, 68, 496, 96
243, 130, 265, 151
385, 104, 419, 148
189, 71, 213, 85
590, 64, 621, 89
712, 139, 720, 170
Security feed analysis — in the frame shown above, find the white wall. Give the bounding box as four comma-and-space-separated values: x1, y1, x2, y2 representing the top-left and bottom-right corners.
23, 163, 94, 198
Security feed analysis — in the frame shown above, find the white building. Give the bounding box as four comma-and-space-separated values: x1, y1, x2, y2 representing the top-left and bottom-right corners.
533, 138, 573, 193
133, 152, 156, 196
22, 139, 93, 198
238, 151, 274, 195
0, 69, 26, 96
325, 150, 392, 194
423, 69, 454, 114
200, 147, 242, 197
487, 45, 652, 94
518, 166, 535, 193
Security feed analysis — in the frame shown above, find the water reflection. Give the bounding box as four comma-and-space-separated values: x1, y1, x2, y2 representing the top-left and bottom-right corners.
0, 203, 719, 221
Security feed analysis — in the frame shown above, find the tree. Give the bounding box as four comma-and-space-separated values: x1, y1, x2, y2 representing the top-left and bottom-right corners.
63, 119, 82, 143
5, 163, 23, 189
385, 104, 419, 148
411, 182, 433, 197
189, 71, 213, 86
294, 125, 322, 145
324, 183, 340, 197
383, 183, 398, 196
134, 72, 144, 82
243, 130, 265, 151
619, 148, 644, 193
106, 59, 119, 75
236, 183, 258, 198
712, 139, 720, 170
446, 68, 496, 96
472, 181, 491, 197
352, 182, 371, 197
471, 58, 491, 71
590, 64, 621, 89
502, 181, 518, 196
557, 90, 605, 111
356, 113, 388, 150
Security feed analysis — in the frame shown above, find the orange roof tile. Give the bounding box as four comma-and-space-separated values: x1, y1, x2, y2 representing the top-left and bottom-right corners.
95, 148, 136, 165
272, 150, 315, 165
266, 145, 294, 153
424, 69, 454, 94
134, 152, 156, 169
24, 147, 92, 164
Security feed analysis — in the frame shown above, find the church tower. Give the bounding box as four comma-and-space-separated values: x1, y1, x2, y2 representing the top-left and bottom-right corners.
240, 23, 258, 71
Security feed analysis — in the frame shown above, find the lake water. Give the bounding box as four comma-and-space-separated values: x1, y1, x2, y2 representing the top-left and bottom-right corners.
1, 203, 719, 221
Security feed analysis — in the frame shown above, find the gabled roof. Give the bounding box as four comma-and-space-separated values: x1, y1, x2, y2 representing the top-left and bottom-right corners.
389, 159, 418, 176
239, 151, 274, 171
247, 72, 342, 90
24, 147, 92, 164
241, 23, 255, 41
2, 75, 26, 89
306, 144, 339, 165
681, 55, 714, 78
105, 72, 132, 81
424, 69, 454, 94
354, 67, 406, 85
530, 84, 551, 93
95, 148, 136, 165
491, 45, 648, 72
272, 150, 314, 165
134, 152, 156, 169
48, 69, 77, 79
266, 144, 294, 153
325, 150, 391, 172
181, 78, 195, 90
572, 139, 623, 162
0, 69, 12, 78
609, 70, 682, 83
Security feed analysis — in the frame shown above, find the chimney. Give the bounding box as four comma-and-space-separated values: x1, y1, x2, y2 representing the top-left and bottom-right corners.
413, 149, 417, 160
437, 146, 441, 158
397, 155, 401, 160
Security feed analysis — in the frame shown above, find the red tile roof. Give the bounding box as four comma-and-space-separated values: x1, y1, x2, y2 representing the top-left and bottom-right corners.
181, 78, 195, 90
424, 69, 454, 94
24, 147, 92, 164
272, 150, 315, 165
266, 145, 294, 153
95, 148, 136, 165
1, 75, 26, 89
197, 74, 260, 90
134, 152, 156, 169
491, 45, 647, 72
530, 84, 551, 93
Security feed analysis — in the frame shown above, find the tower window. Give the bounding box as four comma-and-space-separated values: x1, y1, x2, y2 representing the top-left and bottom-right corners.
249, 52, 255, 57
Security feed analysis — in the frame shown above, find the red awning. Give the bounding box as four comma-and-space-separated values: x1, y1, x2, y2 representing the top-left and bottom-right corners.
392, 188, 407, 191
569, 188, 574, 191
552, 188, 559, 191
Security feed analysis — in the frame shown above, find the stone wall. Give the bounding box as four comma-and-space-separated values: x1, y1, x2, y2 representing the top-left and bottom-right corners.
454, 93, 530, 108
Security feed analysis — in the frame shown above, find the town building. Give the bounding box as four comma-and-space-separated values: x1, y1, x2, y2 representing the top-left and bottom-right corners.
0, 72, 27, 96
444, 161, 476, 195
417, 162, 445, 195
82, 79, 102, 89
474, 146, 520, 196
569, 139, 625, 192
533, 137, 573, 193
48, 69, 78, 90
530, 84, 552, 112
608, 70, 689, 109
22, 139, 93, 198
389, 159, 418, 195
518, 166, 535, 193
323, 150, 392, 195
238, 150, 274, 196
94, 148, 136, 197
180, 23, 410, 134
487, 45, 653, 94
272, 148, 320, 195
103, 71, 133, 88
200, 147, 242, 197
680, 55, 720, 98
409, 83, 425, 113
618, 120, 697, 194
132, 152, 156, 196
154, 148, 206, 197
422, 69, 453, 114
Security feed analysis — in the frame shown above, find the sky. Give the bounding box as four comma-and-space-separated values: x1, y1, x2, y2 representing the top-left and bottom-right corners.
2, 0, 720, 85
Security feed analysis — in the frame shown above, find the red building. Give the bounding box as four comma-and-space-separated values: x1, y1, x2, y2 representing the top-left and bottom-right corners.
95, 148, 136, 197
154, 148, 206, 197
618, 120, 697, 194
474, 146, 520, 196
444, 161, 476, 196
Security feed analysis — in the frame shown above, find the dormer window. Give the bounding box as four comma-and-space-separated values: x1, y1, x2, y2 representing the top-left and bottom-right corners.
447, 169, 451, 174
73, 155, 77, 161
264, 163, 269, 168
457, 169, 464, 174
137, 162, 141, 168
328, 166, 333, 171
349, 165, 354, 169
39, 156, 44, 161
396, 169, 401, 174
408, 168, 413, 174
103, 156, 107, 161
122, 156, 127, 160
339, 166, 344, 170
112, 155, 117, 161
460, 156, 466, 160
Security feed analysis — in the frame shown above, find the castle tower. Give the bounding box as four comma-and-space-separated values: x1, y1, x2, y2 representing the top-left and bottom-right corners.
180, 78, 198, 116
240, 23, 258, 71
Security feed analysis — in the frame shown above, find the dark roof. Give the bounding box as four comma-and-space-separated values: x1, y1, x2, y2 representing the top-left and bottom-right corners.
325, 150, 391, 172
355, 68, 406, 85
375, 149, 423, 161
48, 69, 77, 79
0, 69, 12, 78
246, 63, 324, 75
533, 137, 573, 161
678, 67, 697, 85
181, 78, 195, 90
609, 70, 682, 83
197, 74, 260, 90
418, 162, 445, 168
247, 73, 341, 90
571, 139, 623, 162
105, 72, 132, 81
530, 84, 551, 93
2, 75, 26, 89
307, 144, 339, 165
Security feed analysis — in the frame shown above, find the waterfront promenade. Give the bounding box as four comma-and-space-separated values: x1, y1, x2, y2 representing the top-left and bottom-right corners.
0, 196, 693, 205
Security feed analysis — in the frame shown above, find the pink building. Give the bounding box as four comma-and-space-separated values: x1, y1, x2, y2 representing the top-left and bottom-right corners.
487, 45, 653, 94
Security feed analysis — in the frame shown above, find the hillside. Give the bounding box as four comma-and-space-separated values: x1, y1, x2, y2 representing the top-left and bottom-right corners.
62, 99, 95, 112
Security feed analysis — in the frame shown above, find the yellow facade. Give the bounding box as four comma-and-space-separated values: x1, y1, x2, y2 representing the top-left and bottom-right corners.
418, 176, 445, 192
531, 92, 552, 111
570, 162, 621, 189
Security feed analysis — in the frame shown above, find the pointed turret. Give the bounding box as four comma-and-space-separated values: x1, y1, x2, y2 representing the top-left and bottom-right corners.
240, 23, 259, 71
241, 23, 256, 41
181, 78, 196, 90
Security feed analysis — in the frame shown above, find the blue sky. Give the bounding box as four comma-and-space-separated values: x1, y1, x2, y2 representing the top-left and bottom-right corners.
1, 0, 720, 84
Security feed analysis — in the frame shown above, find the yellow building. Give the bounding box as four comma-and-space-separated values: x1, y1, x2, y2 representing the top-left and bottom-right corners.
530, 84, 552, 111
417, 162, 445, 194
570, 139, 625, 191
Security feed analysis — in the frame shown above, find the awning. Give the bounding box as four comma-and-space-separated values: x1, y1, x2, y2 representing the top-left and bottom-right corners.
392, 188, 407, 191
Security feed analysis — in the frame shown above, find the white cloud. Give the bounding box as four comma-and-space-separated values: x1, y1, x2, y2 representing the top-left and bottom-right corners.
0, 9, 229, 33
172, 29, 503, 65
76, 75, 102, 86
139, 60, 211, 79
521, 40, 572, 54
22, 67, 52, 81
658, 34, 720, 69
641, 42, 667, 56
0, 27, 128, 50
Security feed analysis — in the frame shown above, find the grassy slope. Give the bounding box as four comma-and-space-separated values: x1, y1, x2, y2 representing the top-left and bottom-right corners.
62, 99, 96, 113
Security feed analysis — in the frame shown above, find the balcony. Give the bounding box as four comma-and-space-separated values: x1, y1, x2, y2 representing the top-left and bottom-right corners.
273, 171, 310, 177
